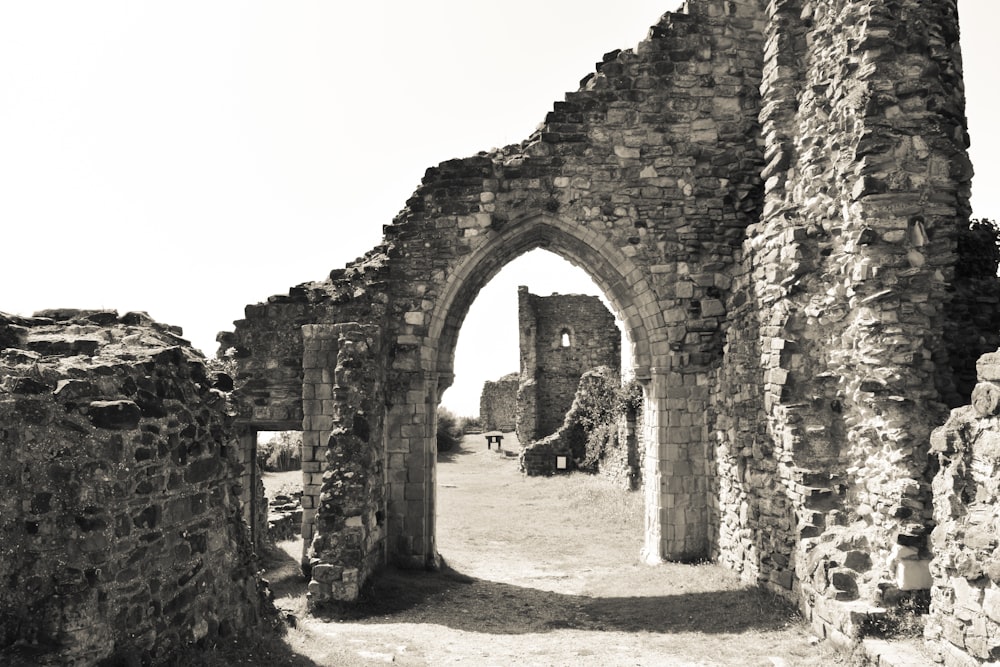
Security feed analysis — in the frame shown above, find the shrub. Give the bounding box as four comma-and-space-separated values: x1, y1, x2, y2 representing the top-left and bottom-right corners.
462, 416, 483, 433
955, 218, 1000, 280
578, 375, 642, 470
437, 408, 463, 452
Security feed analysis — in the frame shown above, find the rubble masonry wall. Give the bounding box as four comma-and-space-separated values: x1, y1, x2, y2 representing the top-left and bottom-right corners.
928, 351, 1000, 665
0, 311, 263, 665
479, 372, 518, 432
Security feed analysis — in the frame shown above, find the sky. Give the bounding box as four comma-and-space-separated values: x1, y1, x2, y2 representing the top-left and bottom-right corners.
1, 2, 997, 418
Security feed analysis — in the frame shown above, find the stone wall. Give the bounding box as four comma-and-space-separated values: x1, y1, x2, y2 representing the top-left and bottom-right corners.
603, 389, 643, 491
0, 311, 264, 665
709, 0, 970, 642
302, 323, 386, 606
520, 366, 640, 489
220, 0, 979, 645
927, 351, 1000, 665
219, 247, 392, 431
479, 372, 518, 431
516, 287, 620, 443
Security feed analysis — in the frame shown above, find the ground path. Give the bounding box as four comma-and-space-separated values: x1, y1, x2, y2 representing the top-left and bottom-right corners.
251, 434, 850, 666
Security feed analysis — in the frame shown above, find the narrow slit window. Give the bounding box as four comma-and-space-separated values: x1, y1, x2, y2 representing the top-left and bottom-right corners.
560, 330, 571, 347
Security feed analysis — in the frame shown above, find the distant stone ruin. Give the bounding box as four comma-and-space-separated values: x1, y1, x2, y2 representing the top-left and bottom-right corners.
515, 287, 621, 444
519, 365, 641, 485
479, 286, 621, 439
4, 1, 998, 664
479, 372, 518, 432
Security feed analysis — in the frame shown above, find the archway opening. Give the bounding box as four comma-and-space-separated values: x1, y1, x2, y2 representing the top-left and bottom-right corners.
435, 247, 643, 591
439, 247, 633, 421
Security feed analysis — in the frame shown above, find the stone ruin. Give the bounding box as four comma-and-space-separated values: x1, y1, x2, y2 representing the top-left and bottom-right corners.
515, 286, 622, 444
4, 0, 1000, 664
479, 372, 518, 432
478, 286, 622, 440
0, 311, 264, 665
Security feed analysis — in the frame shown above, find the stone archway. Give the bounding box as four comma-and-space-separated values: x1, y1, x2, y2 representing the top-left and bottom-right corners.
230, 0, 766, 600
225, 0, 973, 645
409, 212, 667, 569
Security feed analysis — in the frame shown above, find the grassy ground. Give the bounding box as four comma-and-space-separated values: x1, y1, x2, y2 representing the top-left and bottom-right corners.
200, 434, 858, 666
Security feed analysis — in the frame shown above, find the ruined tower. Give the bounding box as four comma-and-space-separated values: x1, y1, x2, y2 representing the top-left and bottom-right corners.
516, 286, 621, 443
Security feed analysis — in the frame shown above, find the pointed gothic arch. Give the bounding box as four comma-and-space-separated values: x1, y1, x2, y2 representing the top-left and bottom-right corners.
427, 213, 657, 385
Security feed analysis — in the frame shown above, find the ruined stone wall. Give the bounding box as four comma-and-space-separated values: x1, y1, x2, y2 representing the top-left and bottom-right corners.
604, 394, 643, 491
302, 323, 386, 606
714, 0, 970, 640
222, 0, 979, 643
230, 0, 771, 571
479, 372, 518, 431
924, 352, 1000, 667
520, 366, 640, 489
220, 248, 392, 431
0, 311, 263, 666
516, 287, 620, 443
928, 350, 1000, 665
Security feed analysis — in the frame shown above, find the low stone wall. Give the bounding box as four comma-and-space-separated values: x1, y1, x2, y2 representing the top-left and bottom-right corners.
0, 310, 265, 666
268, 492, 303, 542
480, 373, 517, 432
927, 350, 1000, 665
520, 367, 637, 484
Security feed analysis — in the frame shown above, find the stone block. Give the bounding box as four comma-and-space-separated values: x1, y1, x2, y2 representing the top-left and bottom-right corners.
977, 353, 1000, 382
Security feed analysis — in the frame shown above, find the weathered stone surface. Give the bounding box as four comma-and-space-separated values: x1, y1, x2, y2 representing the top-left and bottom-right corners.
930, 355, 1000, 663
87, 399, 142, 429
479, 372, 518, 432
516, 287, 620, 443
0, 311, 265, 665
215, 0, 980, 654
972, 382, 1000, 417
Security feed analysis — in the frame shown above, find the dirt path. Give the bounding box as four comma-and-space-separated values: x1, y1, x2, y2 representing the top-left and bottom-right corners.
254, 435, 850, 666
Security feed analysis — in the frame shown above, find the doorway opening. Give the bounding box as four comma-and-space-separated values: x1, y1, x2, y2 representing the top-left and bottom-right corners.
436, 247, 642, 591
257, 430, 303, 540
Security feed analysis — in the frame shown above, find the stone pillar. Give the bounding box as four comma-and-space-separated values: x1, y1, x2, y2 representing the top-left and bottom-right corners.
641, 364, 709, 563
300, 323, 386, 606
300, 325, 337, 566
386, 370, 441, 569
640, 367, 664, 564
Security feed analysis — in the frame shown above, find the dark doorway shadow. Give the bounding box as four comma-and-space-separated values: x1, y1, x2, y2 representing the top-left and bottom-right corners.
312, 561, 801, 637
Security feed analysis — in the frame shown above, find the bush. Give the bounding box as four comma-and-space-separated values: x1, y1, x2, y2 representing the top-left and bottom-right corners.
462, 416, 483, 433
437, 408, 464, 452
956, 218, 1000, 280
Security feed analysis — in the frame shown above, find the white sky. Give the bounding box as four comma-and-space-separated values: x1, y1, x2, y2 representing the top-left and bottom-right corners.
1, 1, 997, 418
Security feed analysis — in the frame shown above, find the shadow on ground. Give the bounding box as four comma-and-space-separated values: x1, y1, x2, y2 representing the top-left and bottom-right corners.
308, 562, 801, 636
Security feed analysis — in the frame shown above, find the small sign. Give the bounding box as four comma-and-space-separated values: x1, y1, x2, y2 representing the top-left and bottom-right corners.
556, 456, 567, 470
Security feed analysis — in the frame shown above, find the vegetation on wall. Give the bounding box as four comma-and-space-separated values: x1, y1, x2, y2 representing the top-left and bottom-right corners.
576, 370, 642, 471
955, 218, 1000, 280
945, 218, 1000, 404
